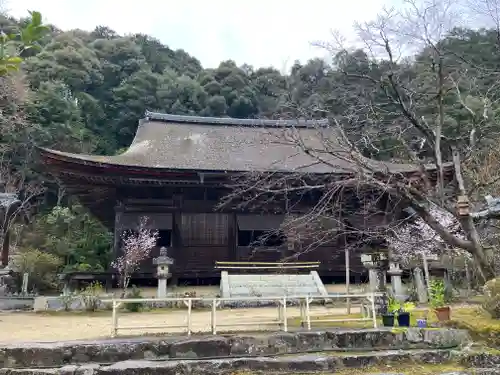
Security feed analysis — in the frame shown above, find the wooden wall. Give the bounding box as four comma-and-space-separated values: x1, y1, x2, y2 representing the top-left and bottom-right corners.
173, 213, 231, 277
115, 187, 370, 280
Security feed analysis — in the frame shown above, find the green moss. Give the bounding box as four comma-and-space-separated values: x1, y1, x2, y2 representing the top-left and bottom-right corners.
234, 362, 465, 375
479, 346, 500, 355
443, 307, 500, 346
323, 363, 465, 375
288, 306, 500, 348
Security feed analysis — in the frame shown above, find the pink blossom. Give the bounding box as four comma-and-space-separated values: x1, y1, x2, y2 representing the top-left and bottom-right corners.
111, 216, 159, 292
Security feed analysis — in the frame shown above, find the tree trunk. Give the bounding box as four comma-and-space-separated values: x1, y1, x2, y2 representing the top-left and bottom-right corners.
470, 242, 495, 282
0, 229, 9, 267
120, 274, 130, 298
452, 147, 495, 282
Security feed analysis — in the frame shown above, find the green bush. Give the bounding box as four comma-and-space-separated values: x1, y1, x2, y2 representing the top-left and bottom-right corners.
9, 248, 62, 292
58, 293, 76, 311
429, 279, 446, 309
482, 278, 500, 318
79, 282, 103, 312
124, 285, 143, 312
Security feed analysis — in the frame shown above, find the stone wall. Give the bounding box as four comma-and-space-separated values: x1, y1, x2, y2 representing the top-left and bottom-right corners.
0, 297, 34, 311
0, 329, 470, 368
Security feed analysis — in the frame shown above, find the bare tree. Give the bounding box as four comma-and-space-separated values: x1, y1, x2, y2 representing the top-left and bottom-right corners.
221, 0, 500, 282
0, 74, 44, 266
467, 0, 500, 47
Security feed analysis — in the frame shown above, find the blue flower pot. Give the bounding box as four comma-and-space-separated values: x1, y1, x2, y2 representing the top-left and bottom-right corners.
397, 312, 411, 327
417, 319, 427, 328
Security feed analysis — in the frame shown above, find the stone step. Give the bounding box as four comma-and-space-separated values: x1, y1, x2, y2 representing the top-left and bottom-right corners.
0, 329, 470, 369
0, 349, 468, 375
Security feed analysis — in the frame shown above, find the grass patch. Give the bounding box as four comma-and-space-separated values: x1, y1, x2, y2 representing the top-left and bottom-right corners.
235, 363, 465, 375
287, 309, 438, 329
319, 363, 464, 375
445, 307, 500, 346
287, 306, 494, 329
288, 306, 500, 345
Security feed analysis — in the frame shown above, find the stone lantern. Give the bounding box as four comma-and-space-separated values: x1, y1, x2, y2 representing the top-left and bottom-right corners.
387, 262, 404, 300
361, 252, 388, 293
153, 247, 174, 298
456, 195, 470, 216
361, 252, 389, 315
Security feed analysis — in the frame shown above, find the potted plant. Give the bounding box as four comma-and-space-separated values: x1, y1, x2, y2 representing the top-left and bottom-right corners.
382, 297, 400, 327
397, 301, 415, 327
429, 279, 450, 321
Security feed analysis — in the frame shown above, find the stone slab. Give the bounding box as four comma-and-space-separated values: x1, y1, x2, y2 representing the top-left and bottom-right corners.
0, 349, 458, 375
0, 328, 470, 368
221, 271, 329, 299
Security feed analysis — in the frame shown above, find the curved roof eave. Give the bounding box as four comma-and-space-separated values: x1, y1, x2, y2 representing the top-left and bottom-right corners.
38, 146, 451, 178
37, 147, 341, 175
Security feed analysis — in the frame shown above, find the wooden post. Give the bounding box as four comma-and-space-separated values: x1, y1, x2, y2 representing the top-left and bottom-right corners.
108, 203, 124, 291
211, 298, 217, 334
370, 293, 377, 328
345, 246, 351, 314
186, 298, 192, 336
282, 297, 288, 332
465, 259, 472, 297
305, 297, 311, 330
422, 254, 431, 291
111, 300, 118, 337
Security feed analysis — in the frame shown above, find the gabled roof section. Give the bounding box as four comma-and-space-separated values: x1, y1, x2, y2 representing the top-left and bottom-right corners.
38, 112, 430, 175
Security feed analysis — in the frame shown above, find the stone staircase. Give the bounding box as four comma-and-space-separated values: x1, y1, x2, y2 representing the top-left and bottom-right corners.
1, 328, 496, 375
220, 270, 328, 299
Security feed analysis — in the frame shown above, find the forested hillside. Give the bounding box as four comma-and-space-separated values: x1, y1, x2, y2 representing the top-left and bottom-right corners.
19, 23, 291, 155
5, 3, 500, 289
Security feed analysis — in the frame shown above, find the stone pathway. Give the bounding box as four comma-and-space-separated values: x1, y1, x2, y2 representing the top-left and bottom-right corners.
0, 305, 362, 342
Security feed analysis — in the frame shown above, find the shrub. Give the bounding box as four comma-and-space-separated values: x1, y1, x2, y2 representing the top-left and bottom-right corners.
124, 285, 143, 312
483, 278, 500, 319
9, 248, 62, 292
79, 282, 103, 312
58, 293, 77, 311
429, 279, 446, 309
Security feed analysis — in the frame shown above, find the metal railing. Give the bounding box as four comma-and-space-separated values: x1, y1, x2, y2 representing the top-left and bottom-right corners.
102, 293, 380, 338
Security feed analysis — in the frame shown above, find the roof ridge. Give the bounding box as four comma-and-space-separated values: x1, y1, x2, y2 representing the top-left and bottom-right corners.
144, 111, 329, 128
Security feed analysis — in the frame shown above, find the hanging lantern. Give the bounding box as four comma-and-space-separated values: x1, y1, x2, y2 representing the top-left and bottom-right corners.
457, 195, 470, 216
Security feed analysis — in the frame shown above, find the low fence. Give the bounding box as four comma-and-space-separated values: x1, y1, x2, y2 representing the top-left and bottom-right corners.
102, 293, 380, 338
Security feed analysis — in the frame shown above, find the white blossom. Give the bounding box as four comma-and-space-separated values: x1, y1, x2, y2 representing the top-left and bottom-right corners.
388, 206, 470, 265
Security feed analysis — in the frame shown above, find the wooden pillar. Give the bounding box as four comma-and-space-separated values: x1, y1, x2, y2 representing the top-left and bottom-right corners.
228, 213, 237, 261
107, 202, 124, 291
170, 211, 181, 285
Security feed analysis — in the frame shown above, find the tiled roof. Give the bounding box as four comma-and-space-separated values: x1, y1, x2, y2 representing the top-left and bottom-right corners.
39, 112, 429, 174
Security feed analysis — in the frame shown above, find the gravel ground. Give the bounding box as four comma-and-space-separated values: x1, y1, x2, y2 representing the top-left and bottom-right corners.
0, 305, 362, 342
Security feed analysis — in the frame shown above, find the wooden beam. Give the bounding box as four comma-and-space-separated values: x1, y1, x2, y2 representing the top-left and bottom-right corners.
215, 261, 320, 266
214, 265, 320, 270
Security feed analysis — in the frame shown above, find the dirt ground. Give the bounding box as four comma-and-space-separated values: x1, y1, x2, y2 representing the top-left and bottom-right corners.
0, 305, 362, 342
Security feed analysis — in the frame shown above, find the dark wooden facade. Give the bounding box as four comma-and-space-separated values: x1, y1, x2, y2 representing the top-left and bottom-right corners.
37, 112, 442, 283
109, 186, 364, 280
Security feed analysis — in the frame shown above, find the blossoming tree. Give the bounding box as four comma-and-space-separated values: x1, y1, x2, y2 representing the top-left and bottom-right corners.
388, 206, 468, 265
111, 216, 158, 296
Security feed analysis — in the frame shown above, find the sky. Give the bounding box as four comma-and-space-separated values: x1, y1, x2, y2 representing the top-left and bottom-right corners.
7, 0, 396, 70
